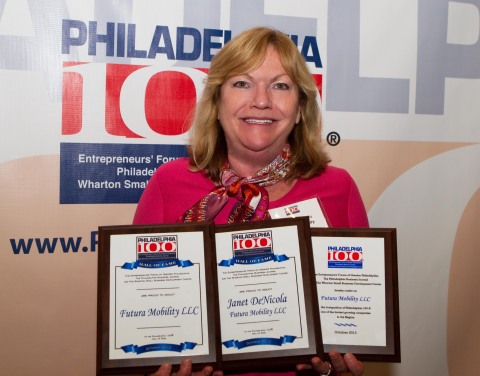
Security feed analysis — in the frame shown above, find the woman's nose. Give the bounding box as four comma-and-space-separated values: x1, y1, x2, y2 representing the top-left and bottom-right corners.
251, 85, 271, 109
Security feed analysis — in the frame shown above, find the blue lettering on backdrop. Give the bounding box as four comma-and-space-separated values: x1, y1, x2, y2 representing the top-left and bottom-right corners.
60, 143, 188, 204
127, 24, 148, 58
62, 19, 87, 54
148, 26, 174, 59
88, 21, 115, 56
61, 20, 318, 65
176, 27, 202, 60
203, 28, 229, 61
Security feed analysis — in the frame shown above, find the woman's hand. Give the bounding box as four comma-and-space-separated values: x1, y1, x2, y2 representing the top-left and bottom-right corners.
151, 359, 222, 376
296, 350, 364, 376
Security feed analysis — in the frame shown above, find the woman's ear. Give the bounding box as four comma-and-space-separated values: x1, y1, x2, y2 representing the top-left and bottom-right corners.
295, 106, 302, 125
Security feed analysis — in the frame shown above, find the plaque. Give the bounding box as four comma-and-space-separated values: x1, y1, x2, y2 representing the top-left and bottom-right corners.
311, 228, 400, 362
97, 222, 220, 375
215, 217, 324, 371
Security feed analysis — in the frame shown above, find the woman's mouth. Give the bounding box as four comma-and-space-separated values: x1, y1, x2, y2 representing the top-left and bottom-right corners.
244, 118, 274, 125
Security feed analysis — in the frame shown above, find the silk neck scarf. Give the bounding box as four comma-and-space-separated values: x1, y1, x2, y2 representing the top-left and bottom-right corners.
178, 145, 291, 223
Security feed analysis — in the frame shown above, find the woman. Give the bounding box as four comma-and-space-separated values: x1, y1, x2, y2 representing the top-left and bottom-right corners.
134, 27, 367, 376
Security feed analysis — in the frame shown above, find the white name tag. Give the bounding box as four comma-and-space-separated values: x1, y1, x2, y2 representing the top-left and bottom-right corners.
269, 197, 329, 228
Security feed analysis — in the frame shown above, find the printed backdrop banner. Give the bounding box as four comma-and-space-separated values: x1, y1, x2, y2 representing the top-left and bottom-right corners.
1, 1, 479, 375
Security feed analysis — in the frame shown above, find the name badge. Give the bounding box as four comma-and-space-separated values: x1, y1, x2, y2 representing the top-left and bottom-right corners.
269, 197, 329, 228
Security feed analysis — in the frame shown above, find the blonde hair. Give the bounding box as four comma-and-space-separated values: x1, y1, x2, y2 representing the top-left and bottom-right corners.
188, 26, 330, 181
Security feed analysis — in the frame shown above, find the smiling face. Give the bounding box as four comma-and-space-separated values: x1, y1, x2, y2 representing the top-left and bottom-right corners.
217, 45, 301, 171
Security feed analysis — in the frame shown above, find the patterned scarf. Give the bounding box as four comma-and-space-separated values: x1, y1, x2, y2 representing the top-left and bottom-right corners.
178, 145, 291, 223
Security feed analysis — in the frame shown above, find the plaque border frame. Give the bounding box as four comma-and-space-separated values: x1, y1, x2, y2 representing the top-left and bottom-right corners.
311, 228, 401, 363
215, 217, 325, 372
96, 222, 221, 375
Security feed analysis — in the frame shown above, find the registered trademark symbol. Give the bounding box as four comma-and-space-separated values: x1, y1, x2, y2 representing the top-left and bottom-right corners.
326, 131, 341, 146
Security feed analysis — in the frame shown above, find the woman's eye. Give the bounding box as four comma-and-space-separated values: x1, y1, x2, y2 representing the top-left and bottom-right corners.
273, 82, 290, 90
233, 81, 249, 88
